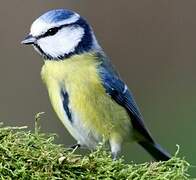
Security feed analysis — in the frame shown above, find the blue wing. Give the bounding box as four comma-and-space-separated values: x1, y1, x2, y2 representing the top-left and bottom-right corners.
98, 57, 154, 143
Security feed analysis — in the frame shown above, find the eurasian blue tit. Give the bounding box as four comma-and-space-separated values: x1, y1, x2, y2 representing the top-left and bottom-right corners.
22, 9, 171, 160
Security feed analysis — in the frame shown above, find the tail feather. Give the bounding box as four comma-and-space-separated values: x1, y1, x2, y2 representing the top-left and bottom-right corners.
138, 141, 171, 161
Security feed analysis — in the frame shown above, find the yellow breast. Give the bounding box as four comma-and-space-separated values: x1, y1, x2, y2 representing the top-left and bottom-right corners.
41, 53, 131, 146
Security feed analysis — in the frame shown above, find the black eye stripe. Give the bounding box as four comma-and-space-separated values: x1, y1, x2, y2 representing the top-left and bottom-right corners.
37, 23, 75, 39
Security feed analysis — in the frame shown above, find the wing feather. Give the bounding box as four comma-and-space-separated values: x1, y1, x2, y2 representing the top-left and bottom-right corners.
98, 60, 154, 143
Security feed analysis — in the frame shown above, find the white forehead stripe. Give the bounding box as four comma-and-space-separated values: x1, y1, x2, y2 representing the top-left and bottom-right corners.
30, 13, 80, 37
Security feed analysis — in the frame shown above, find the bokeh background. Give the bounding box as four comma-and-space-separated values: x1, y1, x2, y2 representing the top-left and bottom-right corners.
0, 0, 196, 176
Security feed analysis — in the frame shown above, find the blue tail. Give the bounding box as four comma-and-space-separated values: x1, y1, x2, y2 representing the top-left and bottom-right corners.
138, 141, 171, 161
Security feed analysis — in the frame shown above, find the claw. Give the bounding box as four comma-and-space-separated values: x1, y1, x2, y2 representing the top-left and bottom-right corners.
69, 143, 81, 149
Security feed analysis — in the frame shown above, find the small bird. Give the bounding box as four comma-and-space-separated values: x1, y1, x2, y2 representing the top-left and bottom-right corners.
22, 9, 171, 161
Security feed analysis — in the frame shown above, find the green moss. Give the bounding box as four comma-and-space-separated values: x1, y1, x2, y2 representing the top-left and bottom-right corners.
0, 114, 193, 179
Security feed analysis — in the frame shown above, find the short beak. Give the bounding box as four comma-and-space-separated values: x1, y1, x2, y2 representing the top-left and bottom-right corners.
21, 34, 36, 45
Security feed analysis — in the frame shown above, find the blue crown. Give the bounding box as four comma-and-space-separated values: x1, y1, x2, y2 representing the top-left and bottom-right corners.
40, 9, 76, 23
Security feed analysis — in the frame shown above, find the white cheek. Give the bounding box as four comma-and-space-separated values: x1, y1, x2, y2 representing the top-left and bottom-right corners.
38, 26, 84, 58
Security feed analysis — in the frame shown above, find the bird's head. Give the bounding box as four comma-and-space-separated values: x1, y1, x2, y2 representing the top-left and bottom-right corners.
22, 9, 100, 60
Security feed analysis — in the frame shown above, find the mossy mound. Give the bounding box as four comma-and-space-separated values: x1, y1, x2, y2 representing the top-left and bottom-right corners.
0, 116, 192, 179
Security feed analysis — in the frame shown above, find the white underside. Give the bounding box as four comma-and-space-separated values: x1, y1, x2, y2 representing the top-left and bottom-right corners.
60, 105, 102, 149
70, 109, 102, 148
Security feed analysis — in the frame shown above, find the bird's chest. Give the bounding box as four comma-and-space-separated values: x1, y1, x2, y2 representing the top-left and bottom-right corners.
41, 56, 105, 147
41, 56, 104, 115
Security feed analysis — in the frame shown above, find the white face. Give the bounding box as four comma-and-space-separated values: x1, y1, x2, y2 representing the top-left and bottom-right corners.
36, 26, 84, 59
30, 14, 85, 59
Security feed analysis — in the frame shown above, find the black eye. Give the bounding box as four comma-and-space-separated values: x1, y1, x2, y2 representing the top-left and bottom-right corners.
45, 27, 59, 36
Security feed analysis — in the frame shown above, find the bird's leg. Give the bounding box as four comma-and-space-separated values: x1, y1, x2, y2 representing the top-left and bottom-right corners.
112, 152, 118, 160
110, 139, 122, 160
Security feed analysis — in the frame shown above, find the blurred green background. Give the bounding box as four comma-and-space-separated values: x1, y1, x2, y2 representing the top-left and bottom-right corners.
0, 0, 195, 176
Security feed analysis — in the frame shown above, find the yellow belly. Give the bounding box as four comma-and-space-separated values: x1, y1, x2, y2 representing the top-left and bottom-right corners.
41, 53, 132, 147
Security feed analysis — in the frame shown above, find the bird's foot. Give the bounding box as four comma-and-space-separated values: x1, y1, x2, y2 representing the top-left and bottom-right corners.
112, 152, 117, 160
69, 143, 81, 149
